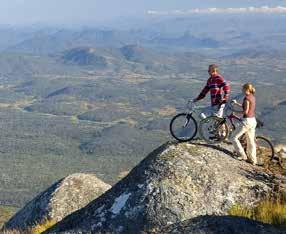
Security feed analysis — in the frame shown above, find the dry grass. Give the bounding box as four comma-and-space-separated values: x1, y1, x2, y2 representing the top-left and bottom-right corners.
3, 219, 57, 234
229, 195, 286, 228
0, 206, 17, 229
29, 219, 57, 234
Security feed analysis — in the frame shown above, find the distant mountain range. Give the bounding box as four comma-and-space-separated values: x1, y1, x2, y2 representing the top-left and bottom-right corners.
0, 14, 285, 56
5, 29, 128, 55
3, 28, 221, 55
150, 31, 220, 48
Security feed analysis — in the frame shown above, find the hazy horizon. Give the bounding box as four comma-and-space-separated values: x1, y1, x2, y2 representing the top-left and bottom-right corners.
1, 0, 286, 26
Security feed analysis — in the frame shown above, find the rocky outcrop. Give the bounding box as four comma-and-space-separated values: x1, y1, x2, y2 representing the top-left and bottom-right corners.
275, 144, 286, 159
46, 142, 283, 233
3, 173, 111, 232
161, 215, 285, 234
62, 47, 108, 67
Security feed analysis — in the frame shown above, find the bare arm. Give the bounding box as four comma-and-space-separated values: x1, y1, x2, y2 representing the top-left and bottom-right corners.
231, 100, 243, 113
233, 102, 242, 107
243, 100, 250, 116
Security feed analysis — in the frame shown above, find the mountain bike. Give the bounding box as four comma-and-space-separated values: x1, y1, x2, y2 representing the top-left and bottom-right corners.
169, 100, 200, 142
198, 102, 275, 166
170, 100, 225, 142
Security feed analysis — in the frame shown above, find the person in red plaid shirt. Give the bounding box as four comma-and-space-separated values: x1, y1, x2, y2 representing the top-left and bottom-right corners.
194, 64, 231, 118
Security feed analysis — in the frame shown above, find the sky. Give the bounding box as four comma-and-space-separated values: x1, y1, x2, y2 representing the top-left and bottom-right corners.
1, 0, 286, 25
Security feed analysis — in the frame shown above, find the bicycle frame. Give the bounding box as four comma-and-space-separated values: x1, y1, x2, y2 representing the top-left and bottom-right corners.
186, 101, 212, 120
227, 113, 242, 132
222, 103, 264, 144
215, 102, 242, 136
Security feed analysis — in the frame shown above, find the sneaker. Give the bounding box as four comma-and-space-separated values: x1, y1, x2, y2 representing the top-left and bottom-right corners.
237, 156, 247, 161
246, 159, 257, 166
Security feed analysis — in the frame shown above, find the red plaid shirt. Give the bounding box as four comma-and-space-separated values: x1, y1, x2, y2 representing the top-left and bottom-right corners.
196, 74, 230, 106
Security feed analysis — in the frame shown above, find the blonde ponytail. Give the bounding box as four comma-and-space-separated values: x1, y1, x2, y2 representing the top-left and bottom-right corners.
243, 83, 256, 94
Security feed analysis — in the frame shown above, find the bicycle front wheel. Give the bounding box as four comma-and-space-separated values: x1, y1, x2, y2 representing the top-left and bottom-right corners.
199, 116, 229, 144
256, 136, 275, 166
170, 113, 198, 142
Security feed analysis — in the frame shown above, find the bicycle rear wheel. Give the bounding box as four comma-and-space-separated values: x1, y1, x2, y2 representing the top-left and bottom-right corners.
256, 136, 275, 166
169, 113, 197, 142
199, 116, 229, 144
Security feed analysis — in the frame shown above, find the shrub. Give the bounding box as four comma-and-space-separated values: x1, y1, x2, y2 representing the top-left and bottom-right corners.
30, 219, 57, 234
3, 219, 57, 234
229, 194, 286, 228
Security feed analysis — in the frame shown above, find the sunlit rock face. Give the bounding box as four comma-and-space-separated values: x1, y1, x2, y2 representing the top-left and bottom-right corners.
47, 142, 282, 233
3, 173, 111, 232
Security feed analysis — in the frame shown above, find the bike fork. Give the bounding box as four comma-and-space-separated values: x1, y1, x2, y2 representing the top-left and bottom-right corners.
184, 113, 192, 127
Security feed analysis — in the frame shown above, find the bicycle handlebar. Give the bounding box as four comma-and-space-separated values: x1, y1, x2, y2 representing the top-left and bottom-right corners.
187, 100, 195, 110
186, 98, 241, 114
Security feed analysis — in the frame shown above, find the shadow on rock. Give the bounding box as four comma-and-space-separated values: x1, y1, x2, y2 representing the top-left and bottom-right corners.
161, 215, 285, 234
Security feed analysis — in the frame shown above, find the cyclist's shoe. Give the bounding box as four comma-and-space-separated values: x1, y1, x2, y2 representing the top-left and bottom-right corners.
244, 159, 257, 165
256, 162, 264, 167
237, 156, 247, 161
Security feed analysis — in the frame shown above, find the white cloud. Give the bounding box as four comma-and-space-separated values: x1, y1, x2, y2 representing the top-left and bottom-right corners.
147, 6, 286, 15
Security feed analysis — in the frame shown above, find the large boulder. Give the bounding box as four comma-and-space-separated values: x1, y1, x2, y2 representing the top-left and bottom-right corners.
3, 173, 111, 232
46, 142, 284, 233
